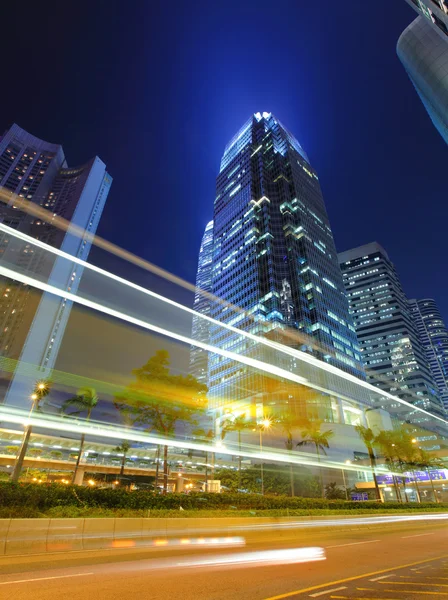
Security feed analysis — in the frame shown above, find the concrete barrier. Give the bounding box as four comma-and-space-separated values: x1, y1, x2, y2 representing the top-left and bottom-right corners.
47, 518, 84, 553
0, 513, 444, 557
5, 518, 50, 555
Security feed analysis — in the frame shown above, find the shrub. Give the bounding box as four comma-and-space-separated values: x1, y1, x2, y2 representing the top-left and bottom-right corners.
0, 481, 447, 514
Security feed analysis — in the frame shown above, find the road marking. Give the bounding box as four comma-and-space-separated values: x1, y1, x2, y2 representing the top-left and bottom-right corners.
384, 591, 448, 596
381, 582, 448, 588
326, 540, 380, 549
330, 597, 402, 600
402, 533, 435, 539
0, 572, 94, 586
261, 553, 448, 600
309, 587, 347, 597
370, 574, 394, 581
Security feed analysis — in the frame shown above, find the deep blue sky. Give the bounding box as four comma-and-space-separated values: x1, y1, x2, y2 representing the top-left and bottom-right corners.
2, 2, 447, 317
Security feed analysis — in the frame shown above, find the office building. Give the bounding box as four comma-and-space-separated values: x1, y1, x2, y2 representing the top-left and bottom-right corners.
409, 298, 448, 411
398, 2, 448, 144
207, 112, 366, 421
0, 124, 111, 405
338, 242, 445, 424
190, 220, 214, 386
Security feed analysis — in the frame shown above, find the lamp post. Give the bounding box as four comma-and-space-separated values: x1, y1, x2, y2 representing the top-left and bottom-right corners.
259, 418, 272, 495
342, 460, 351, 501
11, 381, 50, 483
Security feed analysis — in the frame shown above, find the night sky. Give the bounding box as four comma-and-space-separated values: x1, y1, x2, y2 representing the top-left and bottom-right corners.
2, 2, 447, 318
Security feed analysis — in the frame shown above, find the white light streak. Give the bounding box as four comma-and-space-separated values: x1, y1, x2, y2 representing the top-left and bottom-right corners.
1, 223, 447, 426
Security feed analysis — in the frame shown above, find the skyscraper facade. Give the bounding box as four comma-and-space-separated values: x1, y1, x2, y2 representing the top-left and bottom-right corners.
409, 298, 448, 411
190, 220, 214, 386
338, 243, 445, 424
207, 112, 365, 420
0, 124, 111, 405
398, 3, 448, 144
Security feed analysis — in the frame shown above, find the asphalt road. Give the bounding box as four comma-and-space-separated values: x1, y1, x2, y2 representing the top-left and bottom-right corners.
0, 520, 447, 599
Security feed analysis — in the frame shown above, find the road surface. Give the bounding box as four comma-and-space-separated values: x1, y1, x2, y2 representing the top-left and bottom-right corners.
0, 518, 447, 599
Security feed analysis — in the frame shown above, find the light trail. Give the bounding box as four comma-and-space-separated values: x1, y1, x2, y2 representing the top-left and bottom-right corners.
1, 222, 447, 427
0, 405, 392, 475
0, 189, 329, 357
0, 265, 309, 390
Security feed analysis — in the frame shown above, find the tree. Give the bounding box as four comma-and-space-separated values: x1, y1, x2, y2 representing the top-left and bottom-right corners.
277, 414, 306, 497
114, 440, 131, 482
354, 424, 381, 501
10, 379, 51, 482
374, 430, 402, 502
191, 425, 215, 492
221, 414, 253, 490
325, 481, 346, 500
115, 350, 207, 494
415, 447, 444, 503
375, 430, 422, 503
62, 387, 98, 484
297, 420, 334, 498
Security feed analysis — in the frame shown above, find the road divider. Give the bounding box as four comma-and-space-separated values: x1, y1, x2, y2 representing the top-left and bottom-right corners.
0, 512, 446, 557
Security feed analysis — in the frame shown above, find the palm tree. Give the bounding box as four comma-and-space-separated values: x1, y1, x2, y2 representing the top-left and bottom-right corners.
11, 379, 51, 483
354, 424, 381, 501
375, 430, 403, 502
221, 414, 252, 490
277, 414, 305, 497
114, 440, 131, 482
416, 448, 444, 503
297, 420, 334, 498
192, 426, 214, 492
62, 387, 98, 484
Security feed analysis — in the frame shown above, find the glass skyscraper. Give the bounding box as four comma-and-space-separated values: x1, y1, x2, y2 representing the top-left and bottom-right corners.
338, 242, 445, 425
190, 220, 214, 386
409, 298, 448, 411
0, 123, 111, 406
398, 2, 448, 144
206, 112, 365, 420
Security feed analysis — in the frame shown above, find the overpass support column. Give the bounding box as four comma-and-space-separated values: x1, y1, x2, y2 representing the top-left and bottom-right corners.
74, 466, 85, 486
175, 476, 185, 493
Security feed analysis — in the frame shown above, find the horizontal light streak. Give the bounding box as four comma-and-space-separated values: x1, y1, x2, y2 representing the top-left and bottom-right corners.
1, 223, 446, 426
0, 405, 389, 475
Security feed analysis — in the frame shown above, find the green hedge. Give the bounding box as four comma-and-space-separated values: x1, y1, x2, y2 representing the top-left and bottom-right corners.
0, 482, 446, 512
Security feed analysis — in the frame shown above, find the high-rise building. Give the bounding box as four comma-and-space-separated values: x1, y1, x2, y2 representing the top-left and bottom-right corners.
190, 220, 214, 386
409, 298, 448, 411
398, 3, 448, 144
207, 112, 365, 420
0, 124, 111, 405
338, 242, 445, 424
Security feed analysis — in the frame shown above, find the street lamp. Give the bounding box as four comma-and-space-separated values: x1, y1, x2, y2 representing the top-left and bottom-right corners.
342, 460, 351, 501
11, 381, 51, 483
259, 418, 272, 495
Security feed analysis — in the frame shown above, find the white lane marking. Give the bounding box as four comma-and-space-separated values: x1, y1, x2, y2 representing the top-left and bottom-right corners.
369, 574, 394, 581
309, 587, 347, 597
0, 573, 94, 586
326, 540, 380, 549
402, 533, 435, 539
